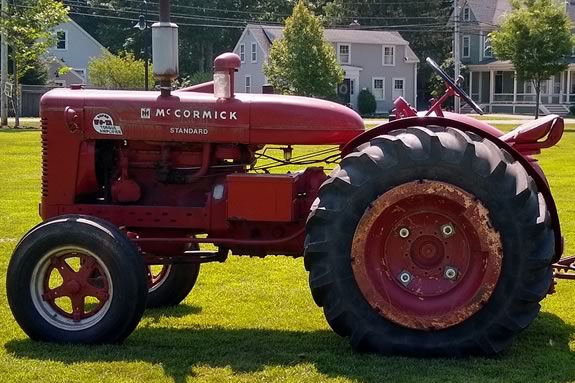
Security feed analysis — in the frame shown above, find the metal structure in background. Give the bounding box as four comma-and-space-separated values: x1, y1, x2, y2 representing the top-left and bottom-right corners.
1, 0, 8, 126
134, 14, 151, 91
134, 0, 151, 91
453, 0, 461, 113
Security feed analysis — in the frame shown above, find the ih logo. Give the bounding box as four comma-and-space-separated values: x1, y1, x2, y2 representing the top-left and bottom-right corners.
141, 108, 151, 119
92, 113, 123, 135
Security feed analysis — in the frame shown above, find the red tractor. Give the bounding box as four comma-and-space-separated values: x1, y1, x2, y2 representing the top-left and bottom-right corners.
6, 1, 573, 356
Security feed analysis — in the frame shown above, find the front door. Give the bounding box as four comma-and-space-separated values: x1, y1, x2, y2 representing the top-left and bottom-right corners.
337, 79, 351, 105
392, 78, 405, 101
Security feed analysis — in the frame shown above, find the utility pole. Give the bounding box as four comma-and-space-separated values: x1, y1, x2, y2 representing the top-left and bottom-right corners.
453, 0, 461, 113
1, 0, 8, 127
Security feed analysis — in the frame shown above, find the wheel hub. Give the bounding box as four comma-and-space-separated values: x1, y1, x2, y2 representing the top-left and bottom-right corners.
351, 180, 503, 330
411, 236, 444, 269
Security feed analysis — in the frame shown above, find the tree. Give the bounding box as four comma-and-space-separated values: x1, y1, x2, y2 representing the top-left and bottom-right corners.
491, 0, 574, 118
88, 51, 154, 89
264, 0, 344, 98
0, 0, 68, 79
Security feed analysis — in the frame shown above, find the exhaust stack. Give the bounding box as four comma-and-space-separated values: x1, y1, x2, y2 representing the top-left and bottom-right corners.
152, 0, 178, 96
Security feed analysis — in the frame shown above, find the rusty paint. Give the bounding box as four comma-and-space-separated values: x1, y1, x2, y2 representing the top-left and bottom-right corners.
351, 180, 503, 331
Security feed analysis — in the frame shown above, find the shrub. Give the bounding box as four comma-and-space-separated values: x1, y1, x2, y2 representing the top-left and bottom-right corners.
358, 89, 376, 115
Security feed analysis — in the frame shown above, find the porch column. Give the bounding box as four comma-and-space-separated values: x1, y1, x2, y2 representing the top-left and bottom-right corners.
568, 70, 571, 104
469, 71, 474, 101
513, 71, 517, 104
489, 70, 494, 105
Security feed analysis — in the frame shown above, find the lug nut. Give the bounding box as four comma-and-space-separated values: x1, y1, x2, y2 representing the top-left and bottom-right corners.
399, 227, 410, 238
440, 223, 455, 238
444, 266, 458, 280
399, 270, 413, 286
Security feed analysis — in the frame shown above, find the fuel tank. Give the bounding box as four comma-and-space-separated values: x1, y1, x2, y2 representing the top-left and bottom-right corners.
41, 88, 365, 145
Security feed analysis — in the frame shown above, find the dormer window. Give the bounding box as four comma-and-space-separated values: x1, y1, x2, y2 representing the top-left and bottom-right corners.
338, 43, 350, 64
56, 30, 67, 50
239, 43, 245, 63
463, 6, 471, 21
251, 42, 257, 63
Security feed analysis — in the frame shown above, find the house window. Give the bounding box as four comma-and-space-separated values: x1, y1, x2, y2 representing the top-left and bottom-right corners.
239, 43, 245, 63
382, 46, 395, 66
372, 78, 385, 100
463, 36, 470, 58
251, 42, 257, 63
524, 81, 534, 94
53, 80, 66, 87
56, 30, 67, 50
338, 44, 350, 64
73, 68, 86, 79
463, 6, 471, 21
483, 36, 493, 58
245, 75, 251, 93
571, 46, 575, 57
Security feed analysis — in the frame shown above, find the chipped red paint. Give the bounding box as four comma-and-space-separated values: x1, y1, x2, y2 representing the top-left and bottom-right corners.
351, 180, 503, 330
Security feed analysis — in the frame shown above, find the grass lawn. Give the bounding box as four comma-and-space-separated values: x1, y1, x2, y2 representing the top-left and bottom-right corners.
0, 124, 574, 383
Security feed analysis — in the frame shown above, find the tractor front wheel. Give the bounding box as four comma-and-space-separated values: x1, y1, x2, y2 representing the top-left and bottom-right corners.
6, 215, 148, 344
305, 127, 555, 356
146, 263, 200, 308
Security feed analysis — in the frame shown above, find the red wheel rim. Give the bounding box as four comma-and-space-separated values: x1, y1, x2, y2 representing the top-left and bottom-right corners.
147, 265, 171, 292
40, 251, 110, 323
351, 180, 503, 330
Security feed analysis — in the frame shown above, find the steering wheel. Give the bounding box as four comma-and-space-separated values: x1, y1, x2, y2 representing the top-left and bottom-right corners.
426, 57, 484, 115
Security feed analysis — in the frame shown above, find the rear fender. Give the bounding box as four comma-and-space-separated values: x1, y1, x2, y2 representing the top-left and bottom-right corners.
343, 115, 563, 261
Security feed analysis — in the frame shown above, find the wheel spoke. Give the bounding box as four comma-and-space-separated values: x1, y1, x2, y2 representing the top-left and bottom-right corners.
83, 282, 109, 302
52, 256, 77, 281
41, 284, 70, 301
70, 295, 85, 322
77, 255, 97, 279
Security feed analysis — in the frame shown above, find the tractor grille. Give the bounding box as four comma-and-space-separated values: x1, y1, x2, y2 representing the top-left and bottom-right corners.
41, 117, 48, 197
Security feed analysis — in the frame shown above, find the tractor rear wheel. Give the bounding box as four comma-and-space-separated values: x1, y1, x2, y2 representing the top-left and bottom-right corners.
146, 263, 200, 308
7, 215, 148, 344
304, 127, 555, 356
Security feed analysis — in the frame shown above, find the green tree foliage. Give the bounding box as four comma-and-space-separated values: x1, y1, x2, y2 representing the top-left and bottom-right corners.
358, 89, 376, 116
264, 0, 344, 98
88, 51, 154, 89
0, 0, 68, 79
491, 0, 574, 118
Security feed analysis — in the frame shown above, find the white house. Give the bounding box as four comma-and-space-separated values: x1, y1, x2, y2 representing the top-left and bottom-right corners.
233, 24, 419, 112
46, 18, 107, 86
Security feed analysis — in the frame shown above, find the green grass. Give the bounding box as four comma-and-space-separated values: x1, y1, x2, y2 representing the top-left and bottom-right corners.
0, 126, 575, 383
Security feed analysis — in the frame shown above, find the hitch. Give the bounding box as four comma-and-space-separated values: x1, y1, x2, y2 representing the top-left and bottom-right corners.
553, 255, 575, 281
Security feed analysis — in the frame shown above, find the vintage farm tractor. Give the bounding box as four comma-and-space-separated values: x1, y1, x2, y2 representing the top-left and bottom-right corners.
6, 0, 574, 356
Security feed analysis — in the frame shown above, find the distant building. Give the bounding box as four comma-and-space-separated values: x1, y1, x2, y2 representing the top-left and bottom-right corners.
233, 24, 419, 113
46, 18, 107, 86
454, 0, 575, 115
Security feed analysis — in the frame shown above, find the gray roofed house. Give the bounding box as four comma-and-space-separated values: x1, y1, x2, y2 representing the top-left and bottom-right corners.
455, 0, 575, 115
233, 24, 419, 113
46, 18, 107, 87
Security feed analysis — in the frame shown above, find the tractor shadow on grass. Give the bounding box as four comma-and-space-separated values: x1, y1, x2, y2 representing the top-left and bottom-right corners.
5, 312, 575, 383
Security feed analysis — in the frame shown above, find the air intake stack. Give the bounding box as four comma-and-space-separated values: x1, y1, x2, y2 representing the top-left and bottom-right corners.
152, 0, 178, 96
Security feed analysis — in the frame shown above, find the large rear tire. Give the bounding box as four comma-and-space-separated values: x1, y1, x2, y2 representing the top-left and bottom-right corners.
6, 215, 148, 344
304, 127, 555, 356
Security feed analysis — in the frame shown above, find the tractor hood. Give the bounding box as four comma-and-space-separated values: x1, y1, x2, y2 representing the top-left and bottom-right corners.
40, 88, 365, 146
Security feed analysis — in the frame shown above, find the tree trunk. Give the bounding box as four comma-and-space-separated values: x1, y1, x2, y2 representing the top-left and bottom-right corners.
534, 80, 540, 119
